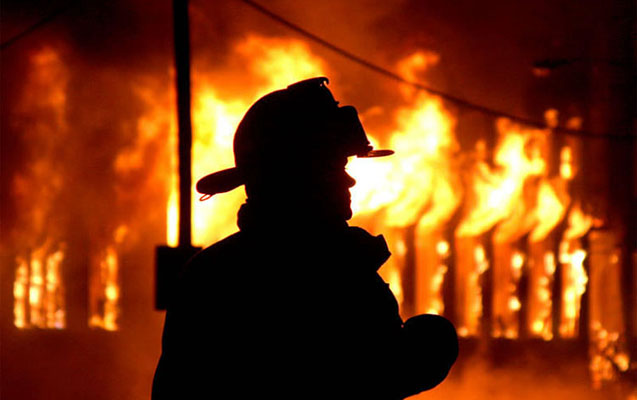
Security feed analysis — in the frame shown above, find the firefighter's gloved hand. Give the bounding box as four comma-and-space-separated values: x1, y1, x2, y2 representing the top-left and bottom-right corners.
401, 314, 459, 394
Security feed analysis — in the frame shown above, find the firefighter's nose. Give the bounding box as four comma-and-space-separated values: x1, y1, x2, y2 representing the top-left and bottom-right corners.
345, 172, 356, 188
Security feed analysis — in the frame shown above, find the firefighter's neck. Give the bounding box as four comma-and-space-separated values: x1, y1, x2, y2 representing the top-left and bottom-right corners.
237, 199, 348, 234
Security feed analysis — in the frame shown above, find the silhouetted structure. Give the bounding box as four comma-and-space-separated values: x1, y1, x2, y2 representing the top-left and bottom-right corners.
152, 77, 458, 399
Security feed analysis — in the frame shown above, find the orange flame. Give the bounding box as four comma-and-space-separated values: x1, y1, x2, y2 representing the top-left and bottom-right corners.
12, 48, 68, 330
164, 36, 328, 247
349, 52, 460, 227
457, 119, 547, 239
558, 203, 592, 338
148, 37, 590, 344
162, 46, 461, 317
529, 180, 568, 242
528, 250, 556, 340
14, 245, 66, 329
89, 244, 121, 331
349, 52, 459, 315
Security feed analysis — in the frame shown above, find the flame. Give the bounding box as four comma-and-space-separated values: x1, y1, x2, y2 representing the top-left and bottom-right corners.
455, 240, 489, 337
149, 36, 593, 345
556, 203, 592, 337
564, 202, 593, 240
386, 267, 404, 306
188, 89, 247, 246
162, 46, 461, 315
492, 245, 525, 338
13, 259, 29, 328
396, 51, 440, 98
12, 48, 68, 330
560, 146, 574, 180
590, 321, 631, 388
456, 117, 562, 338
7, 33, 609, 391
529, 180, 568, 242
415, 234, 449, 316
349, 52, 459, 315
89, 245, 120, 331
528, 250, 555, 340
14, 245, 66, 329
559, 242, 588, 337
457, 119, 547, 239
426, 264, 448, 315
349, 52, 460, 227
236, 35, 328, 94
164, 36, 328, 247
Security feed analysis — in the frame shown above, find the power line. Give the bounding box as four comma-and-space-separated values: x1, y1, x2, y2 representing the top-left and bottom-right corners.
238, 0, 634, 140
1, 2, 76, 50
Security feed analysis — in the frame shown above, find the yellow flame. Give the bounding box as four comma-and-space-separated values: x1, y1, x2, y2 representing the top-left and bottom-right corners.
349, 51, 459, 230
14, 258, 29, 329
14, 245, 66, 329
456, 242, 489, 337
13, 48, 68, 329
529, 180, 567, 242
492, 246, 525, 338
559, 243, 588, 337
29, 247, 45, 327
153, 37, 587, 343
89, 245, 120, 331
457, 119, 547, 238
564, 203, 593, 240
426, 264, 447, 315
387, 268, 404, 306
163, 36, 328, 247
237, 35, 328, 94
557, 203, 592, 337
162, 44, 462, 321
528, 251, 555, 340
560, 146, 574, 180
189, 89, 247, 246
589, 322, 631, 387
511, 251, 524, 271
436, 240, 450, 257
45, 249, 65, 329
508, 297, 521, 311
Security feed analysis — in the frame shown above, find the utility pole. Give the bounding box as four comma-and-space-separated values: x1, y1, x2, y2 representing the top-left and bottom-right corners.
155, 0, 201, 310
174, 0, 193, 248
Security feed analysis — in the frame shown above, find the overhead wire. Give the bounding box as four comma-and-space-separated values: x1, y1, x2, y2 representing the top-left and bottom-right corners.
238, 0, 634, 140
3, 0, 633, 140
1, 2, 76, 50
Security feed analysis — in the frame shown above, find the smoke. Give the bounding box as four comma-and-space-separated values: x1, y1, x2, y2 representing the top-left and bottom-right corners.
1, 1, 633, 399
415, 343, 614, 400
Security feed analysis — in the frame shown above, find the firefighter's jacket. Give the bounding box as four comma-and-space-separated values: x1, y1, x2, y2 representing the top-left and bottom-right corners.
152, 221, 457, 399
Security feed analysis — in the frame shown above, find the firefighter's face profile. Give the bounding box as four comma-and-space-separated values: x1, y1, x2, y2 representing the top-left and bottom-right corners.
304, 155, 356, 222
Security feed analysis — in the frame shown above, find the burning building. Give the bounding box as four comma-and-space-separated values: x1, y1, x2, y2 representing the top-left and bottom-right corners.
1, 0, 635, 399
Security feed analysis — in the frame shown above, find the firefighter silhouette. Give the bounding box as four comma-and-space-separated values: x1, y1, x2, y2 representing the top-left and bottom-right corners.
152, 77, 458, 399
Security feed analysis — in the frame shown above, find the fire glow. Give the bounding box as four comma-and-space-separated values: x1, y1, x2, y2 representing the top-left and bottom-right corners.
11, 33, 630, 390
159, 36, 591, 342
14, 37, 591, 338
11, 47, 126, 331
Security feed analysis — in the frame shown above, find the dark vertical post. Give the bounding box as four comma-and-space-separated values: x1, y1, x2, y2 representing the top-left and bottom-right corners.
551, 247, 562, 339
586, 0, 635, 362
173, 0, 193, 248
402, 226, 416, 319
155, 0, 200, 311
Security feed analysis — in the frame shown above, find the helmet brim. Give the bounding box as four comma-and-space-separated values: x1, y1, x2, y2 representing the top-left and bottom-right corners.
196, 148, 392, 199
